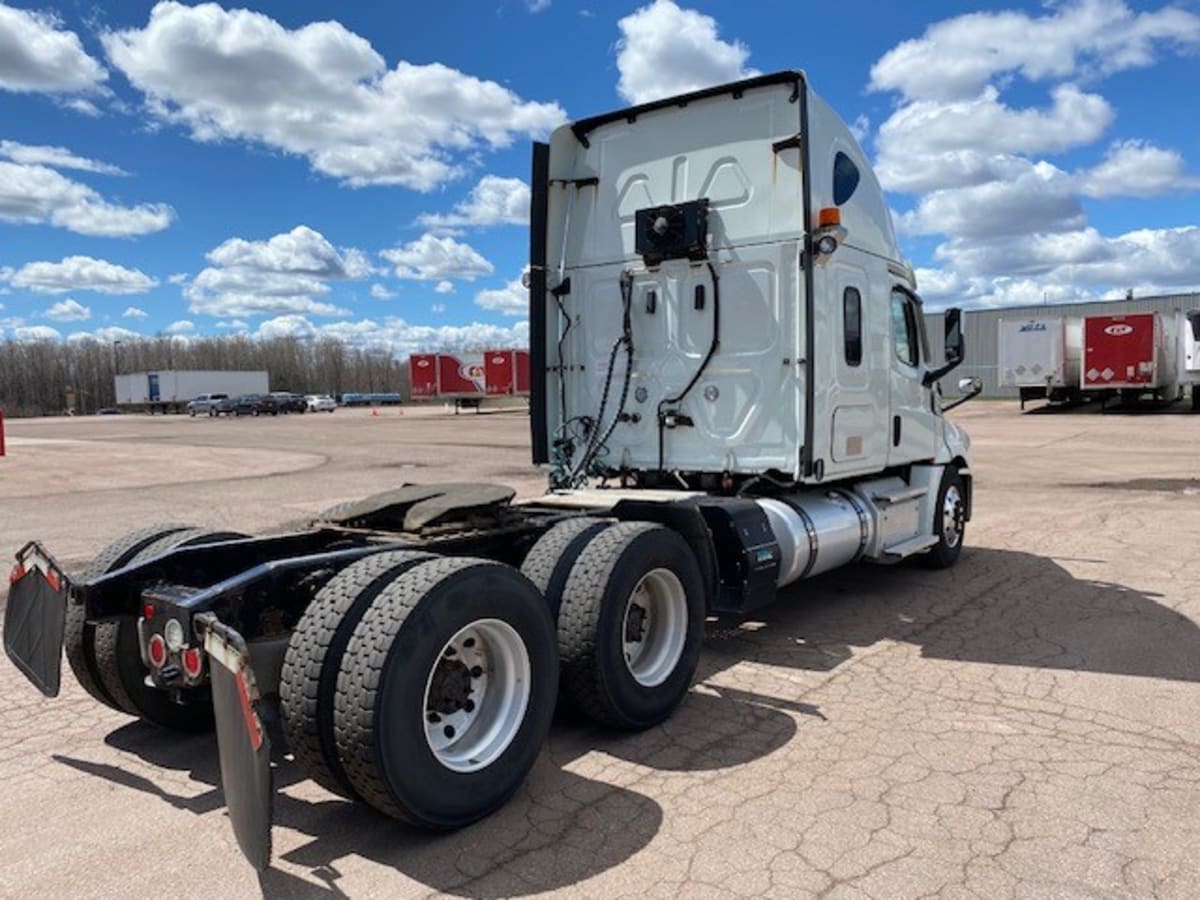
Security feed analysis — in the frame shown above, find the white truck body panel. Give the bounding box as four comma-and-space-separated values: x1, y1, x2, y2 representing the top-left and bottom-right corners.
998, 317, 1082, 389
540, 73, 942, 483
115, 370, 269, 405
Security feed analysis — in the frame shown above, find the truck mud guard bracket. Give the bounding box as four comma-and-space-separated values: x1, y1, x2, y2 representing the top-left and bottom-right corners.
198, 613, 273, 872
4, 542, 69, 697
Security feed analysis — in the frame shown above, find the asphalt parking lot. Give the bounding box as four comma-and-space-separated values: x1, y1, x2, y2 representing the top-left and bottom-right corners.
1, 401, 1198, 899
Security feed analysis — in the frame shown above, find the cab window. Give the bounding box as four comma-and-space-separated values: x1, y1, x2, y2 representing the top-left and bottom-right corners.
843, 287, 862, 366
890, 289, 919, 367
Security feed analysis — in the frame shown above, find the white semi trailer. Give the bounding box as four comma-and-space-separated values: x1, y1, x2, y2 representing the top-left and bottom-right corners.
6, 72, 979, 870
998, 316, 1083, 409
115, 370, 269, 413
1178, 309, 1200, 411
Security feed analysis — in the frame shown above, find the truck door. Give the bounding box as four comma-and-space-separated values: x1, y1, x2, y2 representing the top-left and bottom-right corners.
887, 287, 938, 465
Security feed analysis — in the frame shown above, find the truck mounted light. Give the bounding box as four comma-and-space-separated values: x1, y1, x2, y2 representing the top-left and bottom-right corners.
147, 634, 168, 669
164, 618, 185, 652
181, 647, 204, 680
815, 234, 839, 256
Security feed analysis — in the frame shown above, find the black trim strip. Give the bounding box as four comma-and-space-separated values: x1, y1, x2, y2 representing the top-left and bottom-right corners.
571, 71, 804, 146
798, 78, 816, 479
529, 141, 550, 464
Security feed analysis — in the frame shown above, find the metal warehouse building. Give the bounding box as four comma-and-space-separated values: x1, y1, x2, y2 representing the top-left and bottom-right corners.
924, 291, 1200, 398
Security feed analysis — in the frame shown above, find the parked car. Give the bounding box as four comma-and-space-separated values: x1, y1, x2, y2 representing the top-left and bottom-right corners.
231, 394, 278, 416
305, 394, 337, 413
186, 392, 232, 417
269, 391, 308, 414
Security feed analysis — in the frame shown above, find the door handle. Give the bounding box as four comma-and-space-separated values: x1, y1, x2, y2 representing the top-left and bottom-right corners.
893, 415, 901, 447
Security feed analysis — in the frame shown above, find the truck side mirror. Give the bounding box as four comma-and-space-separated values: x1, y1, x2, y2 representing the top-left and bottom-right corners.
923, 307, 967, 388
944, 307, 964, 363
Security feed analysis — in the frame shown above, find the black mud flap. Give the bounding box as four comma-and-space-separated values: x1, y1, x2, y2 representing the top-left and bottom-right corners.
3, 542, 69, 697
200, 615, 273, 872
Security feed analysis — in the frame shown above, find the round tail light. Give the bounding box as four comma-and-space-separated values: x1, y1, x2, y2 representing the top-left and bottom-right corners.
147, 634, 168, 668
181, 647, 204, 679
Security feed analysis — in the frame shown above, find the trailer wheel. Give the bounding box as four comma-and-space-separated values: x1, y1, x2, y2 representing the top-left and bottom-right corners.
94, 528, 247, 730
519, 517, 612, 616
557, 523, 705, 730
281, 549, 434, 797
334, 557, 557, 828
921, 468, 967, 569
65, 523, 193, 711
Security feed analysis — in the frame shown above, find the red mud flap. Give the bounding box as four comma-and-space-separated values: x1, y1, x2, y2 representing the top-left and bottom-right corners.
3, 542, 69, 697
198, 614, 273, 872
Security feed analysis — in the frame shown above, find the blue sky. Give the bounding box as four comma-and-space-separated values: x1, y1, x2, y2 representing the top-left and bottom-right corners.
0, 0, 1197, 347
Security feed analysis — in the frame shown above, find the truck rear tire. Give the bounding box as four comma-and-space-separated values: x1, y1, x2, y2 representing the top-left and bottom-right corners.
94, 528, 247, 730
519, 516, 612, 616
66, 523, 192, 711
921, 468, 966, 569
557, 523, 705, 730
281, 549, 434, 797
333, 557, 557, 828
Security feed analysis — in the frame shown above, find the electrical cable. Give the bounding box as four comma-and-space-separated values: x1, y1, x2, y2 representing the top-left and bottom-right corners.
657, 260, 721, 473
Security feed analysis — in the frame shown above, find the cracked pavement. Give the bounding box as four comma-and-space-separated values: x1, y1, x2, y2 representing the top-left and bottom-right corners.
1, 402, 1198, 898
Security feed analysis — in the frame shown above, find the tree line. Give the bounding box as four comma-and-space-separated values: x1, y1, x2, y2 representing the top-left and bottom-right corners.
0, 335, 410, 417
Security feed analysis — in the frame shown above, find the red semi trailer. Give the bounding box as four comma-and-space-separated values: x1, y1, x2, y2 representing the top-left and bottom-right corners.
1082, 312, 1178, 406
407, 352, 494, 411
484, 349, 531, 396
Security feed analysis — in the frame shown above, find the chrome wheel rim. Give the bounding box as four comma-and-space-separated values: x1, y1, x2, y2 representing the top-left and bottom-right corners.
422, 618, 530, 773
621, 568, 687, 687
942, 484, 964, 549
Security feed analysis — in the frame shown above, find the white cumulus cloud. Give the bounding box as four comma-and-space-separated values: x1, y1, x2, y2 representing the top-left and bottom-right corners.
869, 0, 1200, 103
616, 0, 758, 105
102, 2, 565, 190
0, 4, 107, 95
5, 255, 157, 294
43, 298, 91, 321
417, 175, 530, 229
0, 140, 126, 175
0, 161, 173, 236
475, 274, 528, 316
381, 233, 493, 282
122, 306, 148, 319
187, 225, 367, 318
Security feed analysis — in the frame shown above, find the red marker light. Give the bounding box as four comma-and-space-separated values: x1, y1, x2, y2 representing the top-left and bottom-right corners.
44, 568, 61, 592
142, 603, 156, 621
9, 563, 25, 585
181, 647, 204, 679
147, 634, 168, 668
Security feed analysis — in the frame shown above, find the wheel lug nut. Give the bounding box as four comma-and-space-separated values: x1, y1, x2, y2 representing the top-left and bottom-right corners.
464, 700, 475, 713
470, 665, 483, 678
427, 712, 441, 723
444, 646, 456, 657
463, 637, 475, 648
444, 725, 455, 739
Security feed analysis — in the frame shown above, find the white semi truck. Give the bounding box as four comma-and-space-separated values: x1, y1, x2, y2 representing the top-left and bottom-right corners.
5, 72, 979, 870
1178, 309, 1200, 411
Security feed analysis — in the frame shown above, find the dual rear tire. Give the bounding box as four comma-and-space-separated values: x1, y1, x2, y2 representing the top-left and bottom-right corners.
67, 524, 245, 731
280, 518, 706, 829
281, 555, 558, 828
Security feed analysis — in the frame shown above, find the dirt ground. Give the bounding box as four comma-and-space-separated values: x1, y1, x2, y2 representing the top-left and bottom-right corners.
1, 401, 1198, 899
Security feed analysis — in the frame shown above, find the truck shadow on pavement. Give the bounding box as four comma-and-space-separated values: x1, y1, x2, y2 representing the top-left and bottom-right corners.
54, 545, 1198, 896
703, 546, 1199, 684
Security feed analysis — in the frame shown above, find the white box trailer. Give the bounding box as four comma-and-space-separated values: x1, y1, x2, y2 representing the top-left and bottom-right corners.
998, 316, 1083, 409
1178, 309, 1200, 411
115, 370, 269, 413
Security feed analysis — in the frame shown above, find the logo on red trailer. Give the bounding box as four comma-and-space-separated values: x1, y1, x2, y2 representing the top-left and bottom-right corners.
461, 363, 486, 392
1104, 324, 1134, 336
416, 359, 430, 367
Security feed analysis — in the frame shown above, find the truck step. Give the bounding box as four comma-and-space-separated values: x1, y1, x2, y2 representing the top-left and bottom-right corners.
871, 486, 927, 505
881, 534, 939, 560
